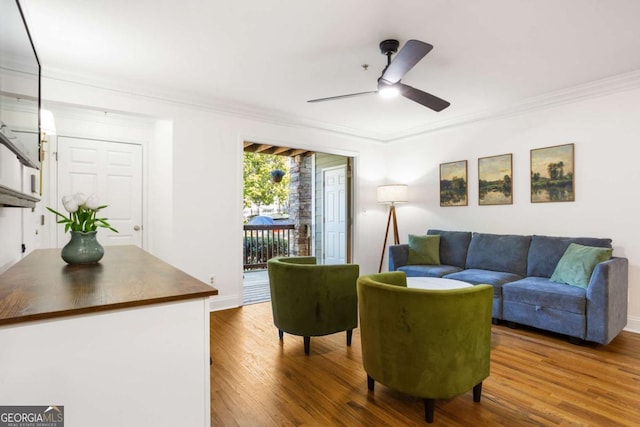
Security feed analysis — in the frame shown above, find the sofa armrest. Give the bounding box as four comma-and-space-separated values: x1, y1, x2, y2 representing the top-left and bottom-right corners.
389, 244, 409, 271
585, 257, 628, 344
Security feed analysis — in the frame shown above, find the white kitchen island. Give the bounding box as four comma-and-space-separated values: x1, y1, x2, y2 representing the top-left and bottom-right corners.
0, 246, 217, 427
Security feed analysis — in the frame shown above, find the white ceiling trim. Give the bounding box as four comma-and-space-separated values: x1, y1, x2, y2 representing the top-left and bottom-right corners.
40, 66, 384, 143
385, 68, 640, 142
42, 66, 640, 144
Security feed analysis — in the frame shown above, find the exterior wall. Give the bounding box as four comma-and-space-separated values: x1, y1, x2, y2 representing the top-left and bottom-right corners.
314, 153, 349, 262
289, 155, 313, 256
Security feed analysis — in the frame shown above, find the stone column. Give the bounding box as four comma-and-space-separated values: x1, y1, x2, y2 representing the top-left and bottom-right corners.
288, 155, 313, 256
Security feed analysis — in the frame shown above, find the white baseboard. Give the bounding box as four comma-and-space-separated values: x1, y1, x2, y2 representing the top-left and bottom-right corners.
625, 315, 640, 334
208, 294, 241, 312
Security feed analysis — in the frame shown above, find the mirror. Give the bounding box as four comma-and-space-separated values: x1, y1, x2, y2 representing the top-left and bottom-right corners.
0, 0, 41, 170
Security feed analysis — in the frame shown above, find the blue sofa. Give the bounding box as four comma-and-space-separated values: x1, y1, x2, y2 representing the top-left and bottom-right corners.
389, 230, 629, 345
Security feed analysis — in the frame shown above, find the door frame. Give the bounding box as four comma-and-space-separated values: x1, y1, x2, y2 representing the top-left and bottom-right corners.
235, 135, 359, 311
42, 106, 155, 251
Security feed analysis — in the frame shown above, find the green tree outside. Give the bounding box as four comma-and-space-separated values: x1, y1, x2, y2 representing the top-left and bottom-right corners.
243, 152, 290, 217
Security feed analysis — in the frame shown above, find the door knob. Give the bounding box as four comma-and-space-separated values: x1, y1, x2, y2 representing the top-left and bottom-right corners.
134, 225, 141, 231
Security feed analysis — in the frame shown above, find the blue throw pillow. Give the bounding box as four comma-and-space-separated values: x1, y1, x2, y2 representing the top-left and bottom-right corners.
550, 243, 613, 288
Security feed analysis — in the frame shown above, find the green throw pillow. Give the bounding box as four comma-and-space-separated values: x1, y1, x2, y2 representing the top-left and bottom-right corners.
550, 243, 613, 288
407, 234, 440, 265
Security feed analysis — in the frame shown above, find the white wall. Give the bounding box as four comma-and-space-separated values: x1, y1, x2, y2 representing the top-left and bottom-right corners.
5, 70, 637, 331
33, 75, 388, 311
384, 87, 640, 332
147, 119, 174, 261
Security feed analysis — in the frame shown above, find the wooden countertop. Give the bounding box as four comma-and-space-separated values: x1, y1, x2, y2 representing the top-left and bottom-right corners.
0, 245, 218, 326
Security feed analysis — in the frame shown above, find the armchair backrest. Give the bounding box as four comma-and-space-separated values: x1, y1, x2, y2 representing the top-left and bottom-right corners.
267, 257, 359, 337
357, 272, 492, 399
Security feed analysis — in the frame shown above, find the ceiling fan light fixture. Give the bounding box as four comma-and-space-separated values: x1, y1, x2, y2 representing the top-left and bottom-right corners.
307, 38, 450, 111
378, 85, 400, 98
378, 78, 400, 98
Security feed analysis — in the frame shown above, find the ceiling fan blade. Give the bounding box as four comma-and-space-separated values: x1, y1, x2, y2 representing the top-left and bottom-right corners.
307, 91, 378, 103
399, 83, 450, 112
382, 39, 433, 84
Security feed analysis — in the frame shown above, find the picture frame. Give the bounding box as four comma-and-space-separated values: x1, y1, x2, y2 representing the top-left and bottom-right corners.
440, 160, 468, 206
478, 153, 513, 205
530, 143, 575, 203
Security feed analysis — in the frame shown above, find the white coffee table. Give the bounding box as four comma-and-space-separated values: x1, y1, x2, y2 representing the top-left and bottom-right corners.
406, 276, 472, 290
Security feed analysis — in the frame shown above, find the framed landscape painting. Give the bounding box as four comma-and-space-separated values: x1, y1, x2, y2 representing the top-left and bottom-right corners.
530, 143, 575, 203
440, 160, 468, 206
479, 153, 512, 205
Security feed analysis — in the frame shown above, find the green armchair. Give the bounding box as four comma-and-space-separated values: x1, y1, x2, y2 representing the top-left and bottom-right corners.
357, 272, 493, 423
267, 256, 359, 355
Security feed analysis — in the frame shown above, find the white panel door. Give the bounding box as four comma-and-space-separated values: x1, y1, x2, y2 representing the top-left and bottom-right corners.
323, 166, 346, 265
56, 137, 143, 247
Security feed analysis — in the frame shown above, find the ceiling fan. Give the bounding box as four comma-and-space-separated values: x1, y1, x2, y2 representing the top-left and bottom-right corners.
308, 39, 450, 112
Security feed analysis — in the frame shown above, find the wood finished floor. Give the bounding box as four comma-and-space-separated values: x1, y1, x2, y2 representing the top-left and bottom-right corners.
210, 303, 640, 426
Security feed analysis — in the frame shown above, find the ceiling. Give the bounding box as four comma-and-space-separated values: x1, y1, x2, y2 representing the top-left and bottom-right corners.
19, 0, 640, 142
243, 141, 313, 158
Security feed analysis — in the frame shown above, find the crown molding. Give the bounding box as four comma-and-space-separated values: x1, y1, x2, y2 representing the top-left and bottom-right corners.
40, 67, 383, 143
0, 93, 37, 114
39, 67, 640, 144
47, 102, 157, 127
383, 69, 640, 142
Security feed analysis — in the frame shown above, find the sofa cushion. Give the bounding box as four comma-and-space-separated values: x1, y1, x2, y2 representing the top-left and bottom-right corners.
407, 234, 440, 265
465, 233, 531, 276
398, 264, 462, 278
502, 277, 586, 314
427, 229, 472, 268
388, 244, 409, 271
550, 243, 613, 288
527, 235, 612, 278
444, 268, 522, 297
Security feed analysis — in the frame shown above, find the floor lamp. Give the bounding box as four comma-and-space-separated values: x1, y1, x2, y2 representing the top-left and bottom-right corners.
377, 184, 408, 273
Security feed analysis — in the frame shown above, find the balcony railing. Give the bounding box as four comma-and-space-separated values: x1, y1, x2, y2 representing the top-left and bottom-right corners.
243, 224, 295, 270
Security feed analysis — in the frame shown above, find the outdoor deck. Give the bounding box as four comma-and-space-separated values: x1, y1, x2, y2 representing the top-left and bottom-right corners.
243, 223, 294, 270
243, 269, 271, 305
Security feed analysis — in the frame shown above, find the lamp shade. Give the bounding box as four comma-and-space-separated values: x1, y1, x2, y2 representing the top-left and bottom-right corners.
377, 184, 408, 204
40, 109, 56, 135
